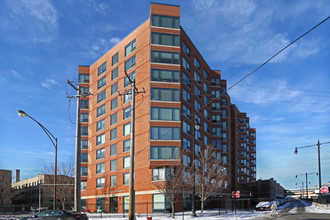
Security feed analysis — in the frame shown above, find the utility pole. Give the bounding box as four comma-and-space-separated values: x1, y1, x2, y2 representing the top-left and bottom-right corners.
119, 72, 145, 220
67, 80, 89, 213
296, 172, 317, 199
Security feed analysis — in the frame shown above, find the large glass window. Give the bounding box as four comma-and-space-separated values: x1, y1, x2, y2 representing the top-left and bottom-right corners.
151, 107, 180, 121
212, 127, 221, 136
212, 90, 221, 99
151, 33, 179, 46
182, 105, 191, 118
151, 51, 179, 64
152, 167, 172, 181
80, 113, 88, 123
194, 57, 201, 70
182, 41, 190, 57
96, 163, 105, 174
124, 90, 132, 103
211, 78, 221, 86
194, 71, 201, 84
110, 159, 117, 171
182, 72, 190, 87
123, 156, 130, 168
96, 119, 105, 132
81, 153, 88, 162
96, 148, 105, 160
97, 90, 106, 103
79, 74, 89, 83
81, 100, 89, 109
151, 69, 179, 83
123, 106, 131, 120
204, 109, 210, 120
97, 105, 105, 117
111, 97, 118, 110
123, 123, 131, 136
81, 126, 88, 136
204, 95, 209, 106
182, 56, 190, 72
123, 173, 130, 185
204, 69, 209, 80
204, 83, 209, 94
110, 113, 117, 125
195, 85, 201, 98
123, 139, 130, 152
81, 181, 86, 190
151, 14, 180, 29
96, 133, 105, 146
110, 144, 117, 156
124, 71, 135, 87
150, 146, 179, 159
98, 76, 106, 89
112, 67, 118, 80
111, 82, 118, 95
183, 88, 191, 103
183, 155, 191, 166
151, 88, 180, 102
112, 53, 118, 66
98, 62, 107, 76
110, 175, 117, 187
125, 55, 136, 71
81, 167, 88, 176
150, 127, 180, 140
96, 177, 105, 188
80, 87, 89, 95
183, 137, 191, 150
212, 102, 221, 111
125, 39, 136, 56
183, 121, 191, 135
81, 140, 88, 149
110, 128, 117, 141
194, 100, 201, 111
212, 115, 221, 123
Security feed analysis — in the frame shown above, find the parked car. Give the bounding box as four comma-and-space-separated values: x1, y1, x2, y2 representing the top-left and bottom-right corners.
20, 210, 88, 220
255, 201, 273, 211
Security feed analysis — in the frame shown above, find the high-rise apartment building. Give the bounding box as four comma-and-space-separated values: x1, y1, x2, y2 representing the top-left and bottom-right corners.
78, 3, 256, 213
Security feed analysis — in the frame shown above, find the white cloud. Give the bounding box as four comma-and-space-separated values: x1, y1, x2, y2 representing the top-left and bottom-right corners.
10, 69, 22, 79
41, 78, 59, 89
0, 0, 59, 43
88, 37, 121, 58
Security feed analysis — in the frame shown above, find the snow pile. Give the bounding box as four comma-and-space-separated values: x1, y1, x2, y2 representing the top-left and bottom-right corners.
299, 200, 330, 214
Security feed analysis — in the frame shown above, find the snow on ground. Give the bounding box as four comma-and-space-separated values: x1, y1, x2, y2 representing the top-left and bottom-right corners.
299, 200, 330, 214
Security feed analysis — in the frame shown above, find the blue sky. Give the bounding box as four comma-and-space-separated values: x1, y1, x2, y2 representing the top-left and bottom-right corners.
0, 0, 329, 190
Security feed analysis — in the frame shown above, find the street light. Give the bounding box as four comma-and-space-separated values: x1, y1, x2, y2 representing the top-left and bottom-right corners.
17, 110, 58, 210
191, 119, 200, 217
295, 172, 318, 199
294, 140, 330, 195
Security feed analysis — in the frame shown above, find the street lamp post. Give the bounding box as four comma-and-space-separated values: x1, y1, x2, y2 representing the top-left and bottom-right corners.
294, 140, 330, 194
191, 119, 200, 217
295, 172, 318, 199
17, 110, 58, 210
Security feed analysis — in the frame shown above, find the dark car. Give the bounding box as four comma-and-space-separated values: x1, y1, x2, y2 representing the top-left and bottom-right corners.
20, 210, 88, 220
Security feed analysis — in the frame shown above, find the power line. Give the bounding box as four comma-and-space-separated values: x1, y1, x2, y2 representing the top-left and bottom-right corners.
237, 85, 330, 95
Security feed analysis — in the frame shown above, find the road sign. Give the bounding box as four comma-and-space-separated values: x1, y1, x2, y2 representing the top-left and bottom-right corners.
320, 187, 329, 193
232, 191, 240, 198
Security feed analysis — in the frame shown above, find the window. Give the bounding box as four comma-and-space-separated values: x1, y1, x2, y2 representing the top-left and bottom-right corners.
151, 32, 179, 46
125, 55, 136, 71
182, 105, 191, 118
81, 153, 88, 163
110, 144, 117, 156
112, 53, 118, 66
96, 163, 105, 174
222, 121, 227, 129
80, 113, 88, 122
111, 97, 118, 110
98, 76, 106, 89
81, 140, 88, 149
222, 132, 228, 141
223, 156, 228, 164
123, 123, 131, 136
194, 85, 201, 97
112, 67, 118, 80
151, 88, 180, 102
204, 122, 210, 133
123, 139, 131, 152
124, 71, 135, 87
212, 139, 221, 149
204, 83, 209, 94
212, 127, 221, 136
152, 167, 172, 181
97, 90, 106, 103
150, 146, 180, 159
212, 102, 221, 111
183, 121, 191, 135
80, 87, 89, 95
195, 144, 201, 155
96, 148, 105, 160
212, 90, 221, 99
182, 56, 190, 72
96, 177, 105, 188
194, 100, 201, 111
81, 167, 88, 176
211, 78, 221, 86
222, 98, 227, 106
81, 100, 89, 109
151, 51, 179, 64
183, 88, 191, 103
183, 72, 190, 87
204, 109, 210, 120
110, 175, 117, 187
183, 138, 191, 150
222, 110, 227, 117
110, 128, 117, 141
183, 155, 191, 166
194, 57, 201, 70
96, 119, 105, 131
151, 14, 180, 29
212, 115, 221, 123
151, 107, 180, 121
125, 39, 136, 56
151, 69, 179, 82
111, 82, 118, 95
123, 173, 130, 185
124, 90, 132, 103
98, 62, 107, 75
204, 135, 209, 145
96, 134, 105, 146
203, 69, 209, 80
150, 127, 180, 140
204, 95, 209, 106
182, 41, 190, 57
123, 156, 130, 168
123, 106, 131, 120
110, 159, 117, 171
97, 105, 105, 117
79, 74, 89, 83
81, 126, 88, 136
81, 181, 86, 190
195, 130, 201, 141
110, 113, 117, 125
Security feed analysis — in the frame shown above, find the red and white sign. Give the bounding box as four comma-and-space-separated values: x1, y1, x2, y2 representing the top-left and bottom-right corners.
232, 191, 240, 198
320, 187, 329, 194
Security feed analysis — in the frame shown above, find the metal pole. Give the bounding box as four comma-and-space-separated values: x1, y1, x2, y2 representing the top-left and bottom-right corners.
317, 140, 322, 193
191, 125, 196, 217
54, 139, 57, 210
306, 173, 308, 199
128, 81, 136, 220
74, 86, 81, 213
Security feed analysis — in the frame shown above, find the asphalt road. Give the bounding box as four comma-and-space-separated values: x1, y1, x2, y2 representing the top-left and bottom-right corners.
262, 199, 330, 220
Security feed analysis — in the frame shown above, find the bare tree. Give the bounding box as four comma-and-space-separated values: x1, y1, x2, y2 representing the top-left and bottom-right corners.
194, 145, 227, 212
153, 165, 186, 219
43, 160, 74, 209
